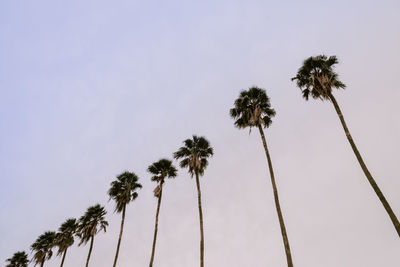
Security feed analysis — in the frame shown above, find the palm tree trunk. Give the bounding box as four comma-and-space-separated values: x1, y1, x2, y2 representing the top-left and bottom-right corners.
149, 182, 164, 267
60, 248, 68, 267
112, 204, 126, 267
195, 171, 205, 267
258, 125, 294, 267
85, 235, 94, 267
329, 93, 400, 237
41, 259, 45, 267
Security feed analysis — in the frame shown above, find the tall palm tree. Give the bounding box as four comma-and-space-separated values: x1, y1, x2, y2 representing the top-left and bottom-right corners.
292, 55, 400, 237
230, 87, 294, 267
6, 251, 29, 267
174, 135, 213, 267
108, 171, 142, 267
54, 218, 78, 267
147, 159, 177, 267
76, 204, 108, 267
31, 231, 56, 267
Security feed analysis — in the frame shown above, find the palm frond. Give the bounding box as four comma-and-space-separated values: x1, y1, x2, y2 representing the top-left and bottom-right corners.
54, 218, 77, 256
147, 158, 177, 183
108, 172, 142, 212
6, 251, 29, 267
76, 204, 108, 246
31, 231, 56, 266
230, 86, 276, 130
292, 55, 346, 101
174, 135, 213, 177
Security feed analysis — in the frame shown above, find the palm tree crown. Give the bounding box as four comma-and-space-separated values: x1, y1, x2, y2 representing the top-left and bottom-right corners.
31, 231, 56, 266
148, 159, 177, 182
148, 159, 177, 198
173, 135, 214, 176
229, 86, 276, 129
55, 218, 78, 256
6, 251, 29, 267
291, 55, 346, 100
76, 204, 108, 245
108, 171, 142, 212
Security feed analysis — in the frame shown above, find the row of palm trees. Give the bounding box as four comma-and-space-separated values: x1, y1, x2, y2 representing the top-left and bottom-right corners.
6, 55, 399, 267
6, 137, 213, 267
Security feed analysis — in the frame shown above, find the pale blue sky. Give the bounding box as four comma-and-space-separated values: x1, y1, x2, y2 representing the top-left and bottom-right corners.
1, 1, 399, 266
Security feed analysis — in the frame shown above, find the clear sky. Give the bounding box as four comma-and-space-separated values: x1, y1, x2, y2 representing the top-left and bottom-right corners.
1, 0, 399, 266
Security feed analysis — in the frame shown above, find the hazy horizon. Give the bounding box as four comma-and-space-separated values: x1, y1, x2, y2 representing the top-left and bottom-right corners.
1, 0, 399, 266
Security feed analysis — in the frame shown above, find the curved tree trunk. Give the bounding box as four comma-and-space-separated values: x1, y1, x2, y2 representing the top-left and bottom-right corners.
60, 248, 68, 267
85, 235, 94, 267
258, 125, 294, 267
113, 204, 126, 267
149, 182, 164, 267
195, 172, 205, 267
329, 93, 400, 237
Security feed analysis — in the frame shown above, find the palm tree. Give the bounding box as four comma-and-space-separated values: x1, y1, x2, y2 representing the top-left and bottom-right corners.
147, 159, 177, 267
108, 171, 142, 267
230, 87, 294, 267
54, 218, 78, 267
174, 135, 213, 267
6, 251, 29, 267
76, 204, 108, 267
292, 55, 400, 237
31, 231, 56, 267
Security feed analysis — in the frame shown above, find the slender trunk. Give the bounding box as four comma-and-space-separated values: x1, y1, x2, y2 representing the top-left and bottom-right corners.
149, 182, 164, 267
59, 248, 67, 267
85, 235, 94, 267
258, 125, 294, 267
195, 171, 205, 267
41, 259, 45, 267
329, 93, 400, 237
113, 204, 126, 267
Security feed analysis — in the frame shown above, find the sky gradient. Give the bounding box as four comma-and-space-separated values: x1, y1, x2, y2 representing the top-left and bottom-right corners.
1, 0, 400, 266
